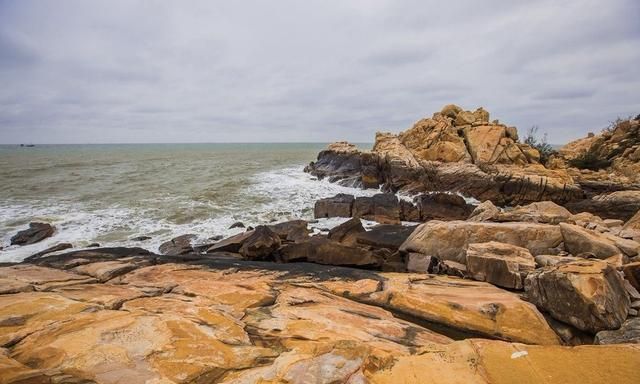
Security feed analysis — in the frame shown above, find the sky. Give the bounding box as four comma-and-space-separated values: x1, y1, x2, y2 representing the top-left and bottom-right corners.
0, 0, 638, 144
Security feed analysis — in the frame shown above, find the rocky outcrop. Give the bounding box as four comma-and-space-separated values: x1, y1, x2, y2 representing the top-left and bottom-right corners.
10, 222, 55, 246
400, 221, 563, 264
239, 225, 281, 260
313, 193, 355, 218
415, 193, 472, 221
525, 260, 630, 333
353, 193, 401, 224
306, 105, 584, 205
565, 190, 640, 221
158, 234, 195, 255
465, 242, 536, 289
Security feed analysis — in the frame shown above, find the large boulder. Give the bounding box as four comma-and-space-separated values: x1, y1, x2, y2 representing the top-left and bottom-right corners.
353, 193, 400, 224
267, 220, 310, 243
278, 237, 380, 267
313, 193, 355, 218
497, 201, 572, 224
355, 224, 416, 250
525, 260, 630, 333
10, 222, 55, 246
560, 223, 632, 258
415, 193, 472, 221
595, 318, 640, 344
206, 230, 254, 253
465, 242, 536, 290
400, 221, 563, 264
467, 200, 501, 222
623, 262, 640, 291
158, 234, 195, 255
239, 226, 281, 260
327, 217, 366, 246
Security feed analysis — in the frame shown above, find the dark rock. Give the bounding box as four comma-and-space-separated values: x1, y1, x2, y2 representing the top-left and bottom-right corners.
206, 231, 254, 253
208, 235, 224, 241
313, 193, 355, 218
399, 199, 421, 222
130, 236, 151, 241
566, 191, 640, 221
239, 226, 281, 261
267, 220, 309, 243
353, 193, 400, 224
544, 316, 594, 346
355, 224, 416, 250
595, 318, 640, 344
10, 222, 55, 246
87, 243, 100, 248
327, 217, 365, 246
525, 260, 630, 333
158, 234, 195, 255
229, 221, 245, 229
623, 262, 640, 291
278, 237, 380, 267
415, 193, 472, 221
24, 243, 73, 262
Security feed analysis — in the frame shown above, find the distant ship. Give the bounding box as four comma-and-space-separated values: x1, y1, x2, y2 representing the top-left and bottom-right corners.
20, 144, 36, 147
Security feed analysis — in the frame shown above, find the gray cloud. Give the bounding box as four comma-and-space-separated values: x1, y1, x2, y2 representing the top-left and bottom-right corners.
0, 0, 639, 144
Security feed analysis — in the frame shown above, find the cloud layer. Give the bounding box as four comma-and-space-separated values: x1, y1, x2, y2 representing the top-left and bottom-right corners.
1, 0, 639, 144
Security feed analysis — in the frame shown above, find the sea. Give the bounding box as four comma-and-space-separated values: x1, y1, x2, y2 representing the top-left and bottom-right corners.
0, 143, 380, 262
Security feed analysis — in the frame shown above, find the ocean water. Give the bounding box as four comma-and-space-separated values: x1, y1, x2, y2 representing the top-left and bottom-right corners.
0, 143, 378, 262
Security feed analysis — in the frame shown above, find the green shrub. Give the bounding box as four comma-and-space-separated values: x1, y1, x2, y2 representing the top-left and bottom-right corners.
568, 151, 611, 171
523, 125, 555, 165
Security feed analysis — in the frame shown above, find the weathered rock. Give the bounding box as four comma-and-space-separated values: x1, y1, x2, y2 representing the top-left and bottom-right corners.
229, 221, 245, 229
497, 201, 572, 224
355, 224, 416, 250
534, 254, 581, 268
623, 262, 640, 291
279, 237, 380, 267
267, 219, 309, 242
399, 199, 421, 221
206, 230, 254, 253
313, 193, 354, 218
595, 318, 640, 344
566, 191, 640, 221
624, 209, 640, 230
415, 193, 472, 221
24, 243, 73, 261
525, 260, 630, 333
560, 223, 625, 259
353, 193, 400, 224
327, 217, 366, 246
73, 260, 144, 282
467, 200, 500, 222
401, 221, 563, 264
130, 235, 151, 241
406, 253, 437, 273
158, 234, 195, 255
239, 225, 281, 260
465, 242, 536, 289
10, 222, 55, 246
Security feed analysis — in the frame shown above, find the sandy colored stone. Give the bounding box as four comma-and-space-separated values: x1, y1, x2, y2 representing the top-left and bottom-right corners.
497, 201, 572, 224
466, 242, 535, 289
0, 265, 96, 291
560, 223, 626, 259
401, 221, 562, 264
73, 260, 142, 282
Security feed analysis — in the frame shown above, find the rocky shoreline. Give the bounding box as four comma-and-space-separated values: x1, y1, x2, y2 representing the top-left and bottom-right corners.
2, 106, 640, 383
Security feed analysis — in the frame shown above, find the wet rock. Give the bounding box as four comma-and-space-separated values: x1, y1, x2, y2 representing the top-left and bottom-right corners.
355, 224, 416, 250
10, 223, 55, 246
239, 225, 281, 261
87, 243, 100, 248
208, 235, 224, 241
415, 193, 472, 221
267, 220, 310, 243
229, 221, 245, 229
595, 318, 640, 344
327, 217, 365, 246
24, 243, 73, 262
465, 242, 535, 290
353, 193, 400, 224
401, 220, 563, 264
279, 237, 380, 267
130, 235, 151, 241
525, 260, 630, 333
158, 234, 195, 255
560, 223, 628, 259
313, 193, 355, 218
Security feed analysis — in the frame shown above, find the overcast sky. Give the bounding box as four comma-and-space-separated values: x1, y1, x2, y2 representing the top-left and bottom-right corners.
0, 0, 638, 144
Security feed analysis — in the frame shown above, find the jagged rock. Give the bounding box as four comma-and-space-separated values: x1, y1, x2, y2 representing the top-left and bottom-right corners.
595, 318, 640, 344
327, 217, 366, 246
267, 220, 309, 242
467, 200, 500, 222
158, 234, 195, 255
623, 262, 640, 291
279, 237, 380, 267
624, 209, 640, 231
399, 199, 421, 221
415, 193, 472, 221
10, 222, 55, 246
355, 224, 416, 250
560, 223, 631, 259
400, 221, 563, 264
465, 242, 535, 289
496, 201, 572, 224
206, 230, 254, 253
313, 193, 355, 218
353, 193, 400, 224
566, 191, 640, 221
525, 260, 630, 333
239, 225, 281, 260
534, 254, 581, 268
